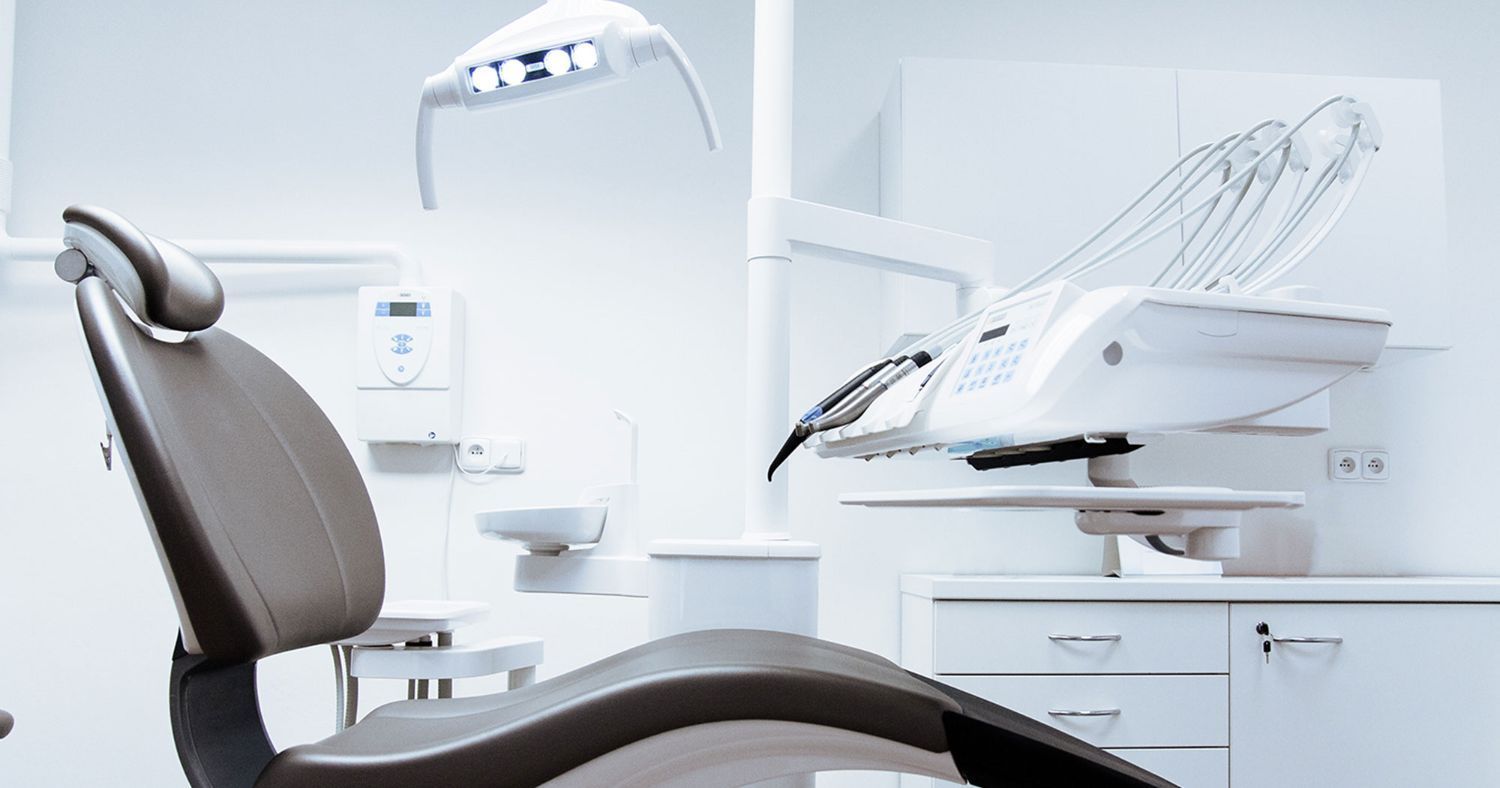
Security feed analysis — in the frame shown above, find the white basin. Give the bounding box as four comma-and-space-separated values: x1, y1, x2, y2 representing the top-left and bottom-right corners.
475, 504, 609, 554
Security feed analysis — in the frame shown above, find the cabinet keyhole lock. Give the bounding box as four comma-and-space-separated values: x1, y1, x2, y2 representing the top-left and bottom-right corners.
1257, 621, 1272, 663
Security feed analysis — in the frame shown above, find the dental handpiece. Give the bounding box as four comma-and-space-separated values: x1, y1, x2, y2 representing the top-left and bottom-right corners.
766, 357, 896, 481
808, 353, 927, 432
766, 351, 933, 481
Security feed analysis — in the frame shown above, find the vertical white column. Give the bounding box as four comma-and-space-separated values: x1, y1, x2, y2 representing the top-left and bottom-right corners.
0, 0, 17, 232
742, 0, 794, 541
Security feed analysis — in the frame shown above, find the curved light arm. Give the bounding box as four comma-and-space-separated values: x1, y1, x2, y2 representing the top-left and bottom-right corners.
416, 87, 439, 210
416, 73, 462, 211
650, 25, 721, 151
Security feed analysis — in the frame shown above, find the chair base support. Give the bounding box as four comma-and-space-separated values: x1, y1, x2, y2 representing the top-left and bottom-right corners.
169, 634, 275, 788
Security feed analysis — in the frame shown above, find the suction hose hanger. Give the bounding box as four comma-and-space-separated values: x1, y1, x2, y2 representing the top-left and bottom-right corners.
415, 0, 721, 210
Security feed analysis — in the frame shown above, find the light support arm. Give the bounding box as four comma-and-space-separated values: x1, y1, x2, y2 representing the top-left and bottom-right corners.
642, 26, 722, 152
414, 79, 447, 211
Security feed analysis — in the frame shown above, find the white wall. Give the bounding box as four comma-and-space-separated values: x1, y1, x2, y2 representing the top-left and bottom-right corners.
2, 1, 1498, 786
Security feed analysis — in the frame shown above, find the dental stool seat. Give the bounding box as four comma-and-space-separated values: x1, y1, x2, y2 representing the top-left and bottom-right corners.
60, 205, 1173, 788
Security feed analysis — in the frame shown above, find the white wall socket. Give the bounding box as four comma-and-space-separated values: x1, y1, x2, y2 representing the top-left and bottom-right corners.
1329, 448, 1388, 482
1361, 450, 1390, 481
457, 436, 526, 473
1328, 449, 1361, 480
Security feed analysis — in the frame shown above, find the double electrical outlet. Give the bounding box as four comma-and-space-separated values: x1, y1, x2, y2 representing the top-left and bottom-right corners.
1328, 448, 1389, 482
457, 435, 526, 473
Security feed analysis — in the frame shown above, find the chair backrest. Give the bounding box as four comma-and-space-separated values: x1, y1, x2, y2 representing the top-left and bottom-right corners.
61, 205, 384, 663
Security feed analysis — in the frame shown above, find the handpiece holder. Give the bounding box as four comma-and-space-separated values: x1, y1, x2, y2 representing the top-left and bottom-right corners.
415, 0, 720, 209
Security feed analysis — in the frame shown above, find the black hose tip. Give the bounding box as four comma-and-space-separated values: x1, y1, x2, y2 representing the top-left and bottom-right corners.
767, 430, 805, 482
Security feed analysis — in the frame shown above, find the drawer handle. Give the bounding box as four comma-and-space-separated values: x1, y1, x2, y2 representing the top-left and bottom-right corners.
1048, 708, 1121, 718
1272, 635, 1343, 645
1048, 633, 1122, 642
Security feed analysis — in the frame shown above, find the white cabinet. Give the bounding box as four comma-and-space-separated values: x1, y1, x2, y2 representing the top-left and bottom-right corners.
1230, 603, 1500, 787
1111, 749, 1228, 788
901, 576, 1500, 788
946, 675, 1228, 749
932, 601, 1226, 675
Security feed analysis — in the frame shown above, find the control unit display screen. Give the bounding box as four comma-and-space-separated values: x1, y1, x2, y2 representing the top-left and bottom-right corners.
979, 324, 1010, 342
375, 301, 431, 318
951, 296, 1046, 397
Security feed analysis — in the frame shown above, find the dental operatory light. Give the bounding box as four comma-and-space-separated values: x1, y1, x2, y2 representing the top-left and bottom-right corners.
415, 0, 722, 209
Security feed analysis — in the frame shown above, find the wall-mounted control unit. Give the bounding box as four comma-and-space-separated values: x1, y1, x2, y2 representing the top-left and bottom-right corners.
357, 286, 465, 444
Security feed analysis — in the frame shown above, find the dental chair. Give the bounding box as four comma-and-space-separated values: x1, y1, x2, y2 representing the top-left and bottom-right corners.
55, 204, 1173, 788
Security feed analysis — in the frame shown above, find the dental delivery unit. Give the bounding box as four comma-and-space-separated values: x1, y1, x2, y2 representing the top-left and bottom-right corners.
770, 96, 1390, 562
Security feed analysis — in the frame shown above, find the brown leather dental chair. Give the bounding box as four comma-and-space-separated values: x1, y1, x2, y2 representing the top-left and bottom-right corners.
57, 204, 1174, 788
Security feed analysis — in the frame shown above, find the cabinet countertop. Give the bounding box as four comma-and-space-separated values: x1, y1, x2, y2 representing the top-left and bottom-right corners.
901, 574, 1500, 603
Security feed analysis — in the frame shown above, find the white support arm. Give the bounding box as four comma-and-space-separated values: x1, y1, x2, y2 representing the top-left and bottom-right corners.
747, 196, 993, 285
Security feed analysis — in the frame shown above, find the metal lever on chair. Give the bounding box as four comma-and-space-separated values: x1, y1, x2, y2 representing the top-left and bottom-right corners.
1048, 633, 1122, 642
1048, 708, 1122, 717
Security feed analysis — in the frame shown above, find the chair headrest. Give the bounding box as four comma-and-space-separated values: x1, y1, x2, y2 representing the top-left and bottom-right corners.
55, 205, 224, 332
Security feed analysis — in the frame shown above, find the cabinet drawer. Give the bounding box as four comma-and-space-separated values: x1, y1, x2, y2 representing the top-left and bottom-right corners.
933, 601, 1227, 674
1109, 748, 1227, 788
945, 675, 1228, 748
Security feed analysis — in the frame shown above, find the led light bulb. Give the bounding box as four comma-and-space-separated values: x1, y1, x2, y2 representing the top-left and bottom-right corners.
471, 64, 500, 92
571, 41, 598, 70
498, 58, 527, 86
543, 48, 572, 76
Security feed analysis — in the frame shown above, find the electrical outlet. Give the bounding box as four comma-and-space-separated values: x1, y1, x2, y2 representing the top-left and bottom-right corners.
1361, 450, 1390, 481
455, 435, 525, 473
1328, 449, 1361, 481
457, 437, 492, 472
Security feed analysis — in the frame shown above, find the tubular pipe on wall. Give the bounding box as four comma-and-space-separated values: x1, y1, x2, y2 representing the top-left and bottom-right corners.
0, 0, 421, 285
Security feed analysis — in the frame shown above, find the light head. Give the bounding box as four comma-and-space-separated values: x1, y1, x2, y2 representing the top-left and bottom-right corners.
416, 0, 721, 209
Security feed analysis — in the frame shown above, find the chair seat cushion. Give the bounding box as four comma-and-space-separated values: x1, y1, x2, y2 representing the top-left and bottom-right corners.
257, 629, 958, 788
